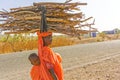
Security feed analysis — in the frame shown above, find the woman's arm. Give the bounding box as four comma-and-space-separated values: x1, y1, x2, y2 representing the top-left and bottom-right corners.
49, 68, 58, 80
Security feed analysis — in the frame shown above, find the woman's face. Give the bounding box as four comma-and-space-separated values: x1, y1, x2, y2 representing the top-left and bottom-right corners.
43, 35, 52, 46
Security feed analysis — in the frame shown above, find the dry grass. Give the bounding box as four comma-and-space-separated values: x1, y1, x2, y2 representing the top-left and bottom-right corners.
1, 33, 119, 54
50, 36, 77, 47
0, 35, 77, 54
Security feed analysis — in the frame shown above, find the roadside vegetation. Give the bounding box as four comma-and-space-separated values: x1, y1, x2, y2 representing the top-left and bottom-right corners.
0, 34, 78, 54
0, 32, 120, 54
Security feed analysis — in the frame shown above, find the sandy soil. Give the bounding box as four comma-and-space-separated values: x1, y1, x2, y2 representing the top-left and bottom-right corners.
64, 54, 120, 80
1, 40, 120, 80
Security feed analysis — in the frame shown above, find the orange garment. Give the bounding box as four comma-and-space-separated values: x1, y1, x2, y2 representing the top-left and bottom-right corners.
54, 53, 63, 80
42, 47, 64, 80
30, 32, 64, 80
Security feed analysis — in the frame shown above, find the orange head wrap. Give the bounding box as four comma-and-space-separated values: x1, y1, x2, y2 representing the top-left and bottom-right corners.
37, 32, 52, 37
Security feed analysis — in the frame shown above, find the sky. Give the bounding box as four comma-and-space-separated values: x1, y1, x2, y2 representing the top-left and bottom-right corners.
0, 0, 120, 32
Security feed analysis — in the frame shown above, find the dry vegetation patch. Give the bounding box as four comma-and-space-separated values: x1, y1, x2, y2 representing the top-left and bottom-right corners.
0, 34, 77, 54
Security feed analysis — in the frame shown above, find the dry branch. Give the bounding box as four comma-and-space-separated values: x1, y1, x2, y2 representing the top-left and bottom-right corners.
0, 1, 97, 38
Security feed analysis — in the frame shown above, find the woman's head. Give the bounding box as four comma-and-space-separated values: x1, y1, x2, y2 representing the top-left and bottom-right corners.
42, 34, 52, 46
37, 31, 52, 46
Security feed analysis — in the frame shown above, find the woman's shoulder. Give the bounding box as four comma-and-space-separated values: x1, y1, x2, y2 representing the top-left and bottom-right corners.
43, 46, 50, 50
42, 46, 53, 55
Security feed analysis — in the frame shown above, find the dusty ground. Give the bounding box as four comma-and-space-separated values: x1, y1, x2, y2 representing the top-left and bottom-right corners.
64, 54, 120, 80
0, 40, 120, 80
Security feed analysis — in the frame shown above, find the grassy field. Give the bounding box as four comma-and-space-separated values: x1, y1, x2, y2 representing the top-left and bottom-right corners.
0, 34, 78, 54
0, 33, 120, 54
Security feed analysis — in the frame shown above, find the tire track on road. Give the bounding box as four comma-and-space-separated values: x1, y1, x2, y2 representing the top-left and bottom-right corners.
64, 51, 120, 72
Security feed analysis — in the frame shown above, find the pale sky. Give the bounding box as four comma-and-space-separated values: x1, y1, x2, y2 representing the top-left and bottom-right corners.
81, 0, 120, 31
0, 0, 120, 32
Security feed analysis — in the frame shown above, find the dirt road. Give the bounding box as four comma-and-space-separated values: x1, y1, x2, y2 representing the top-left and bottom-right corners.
0, 40, 120, 80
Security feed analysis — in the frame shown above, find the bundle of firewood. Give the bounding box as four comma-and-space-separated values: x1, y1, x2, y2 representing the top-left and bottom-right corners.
0, 0, 97, 38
